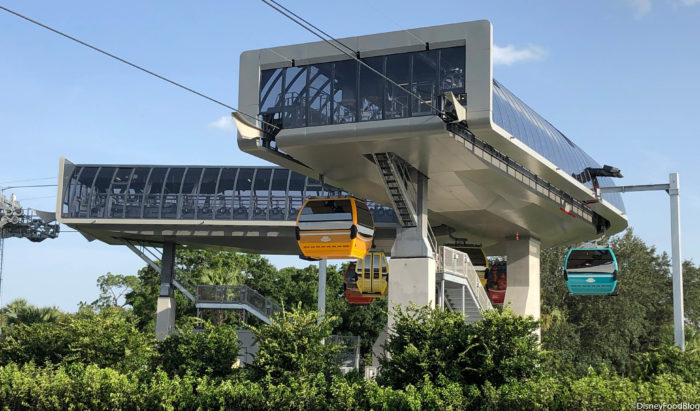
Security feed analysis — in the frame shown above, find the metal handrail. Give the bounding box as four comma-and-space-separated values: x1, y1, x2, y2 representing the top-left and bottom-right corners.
196, 284, 282, 318
437, 246, 492, 311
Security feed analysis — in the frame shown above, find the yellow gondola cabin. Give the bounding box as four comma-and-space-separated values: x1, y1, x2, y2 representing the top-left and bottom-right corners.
295, 197, 375, 260
355, 250, 388, 297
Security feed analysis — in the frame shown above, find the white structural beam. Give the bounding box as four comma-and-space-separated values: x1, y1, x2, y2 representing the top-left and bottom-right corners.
317, 259, 327, 325
669, 174, 684, 351
596, 173, 684, 351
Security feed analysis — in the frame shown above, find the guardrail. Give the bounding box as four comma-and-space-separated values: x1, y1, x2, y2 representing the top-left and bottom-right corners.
196, 285, 282, 319
446, 122, 596, 225
437, 246, 493, 311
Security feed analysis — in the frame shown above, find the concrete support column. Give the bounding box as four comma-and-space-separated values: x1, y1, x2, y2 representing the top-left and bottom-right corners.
156, 242, 176, 341
317, 259, 327, 324
373, 172, 436, 366
503, 237, 541, 322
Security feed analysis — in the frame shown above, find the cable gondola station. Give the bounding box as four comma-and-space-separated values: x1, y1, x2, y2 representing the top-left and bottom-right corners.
49, 19, 685, 355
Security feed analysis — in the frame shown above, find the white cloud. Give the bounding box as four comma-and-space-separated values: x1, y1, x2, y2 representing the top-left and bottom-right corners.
493, 44, 547, 66
624, 0, 652, 18
208, 115, 237, 132
678, 0, 700, 5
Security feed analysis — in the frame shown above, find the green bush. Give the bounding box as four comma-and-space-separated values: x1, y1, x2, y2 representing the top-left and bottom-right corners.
0, 308, 154, 373
155, 320, 241, 379
379, 306, 542, 389
248, 305, 342, 384
632, 344, 700, 384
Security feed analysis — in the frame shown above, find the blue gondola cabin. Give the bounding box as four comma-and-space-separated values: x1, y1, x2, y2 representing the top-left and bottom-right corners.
564, 247, 618, 295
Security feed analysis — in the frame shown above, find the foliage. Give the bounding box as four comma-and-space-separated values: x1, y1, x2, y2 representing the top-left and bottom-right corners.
631, 344, 700, 384
326, 262, 388, 358
0, 298, 63, 328
246, 264, 317, 310
155, 319, 242, 379
541, 230, 675, 376
125, 249, 279, 331
0, 307, 154, 373
248, 304, 342, 385
684, 260, 700, 331
81, 272, 139, 310
378, 305, 542, 389
4, 231, 700, 407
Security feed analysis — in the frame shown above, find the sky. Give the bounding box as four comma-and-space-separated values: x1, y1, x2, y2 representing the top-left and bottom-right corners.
1, 0, 698, 311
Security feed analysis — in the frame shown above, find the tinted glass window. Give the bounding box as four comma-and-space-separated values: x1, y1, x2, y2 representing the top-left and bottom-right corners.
93, 167, 116, 193
566, 250, 613, 270
308, 63, 333, 126
259, 47, 466, 128
77, 167, 98, 187
145, 168, 167, 195
439, 46, 465, 93
333, 60, 357, 124
111, 168, 132, 193
260, 68, 283, 112
181, 168, 203, 194
215, 168, 237, 219
271, 169, 289, 192
385, 53, 410, 119
300, 199, 353, 221
355, 201, 374, 228
360, 57, 384, 121
283, 67, 308, 128
164, 168, 185, 194
199, 168, 220, 194
412, 50, 438, 116
260, 68, 284, 130
288, 172, 306, 191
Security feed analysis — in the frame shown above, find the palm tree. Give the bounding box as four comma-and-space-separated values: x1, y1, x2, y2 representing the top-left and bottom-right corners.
200, 268, 243, 326
0, 298, 63, 327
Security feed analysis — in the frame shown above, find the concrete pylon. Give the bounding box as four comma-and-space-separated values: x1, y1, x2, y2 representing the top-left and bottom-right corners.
503, 237, 541, 325
155, 242, 177, 341
373, 173, 436, 366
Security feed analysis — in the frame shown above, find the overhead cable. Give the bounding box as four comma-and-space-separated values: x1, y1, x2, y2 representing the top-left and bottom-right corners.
0, 177, 55, 185
0, 5, 278, 130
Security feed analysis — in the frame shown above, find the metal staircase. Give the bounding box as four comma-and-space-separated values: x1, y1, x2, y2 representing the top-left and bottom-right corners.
436, 246, 493, 323
122, 240, 280, 324
372, 153, 418, 228
195, 284, 281, 324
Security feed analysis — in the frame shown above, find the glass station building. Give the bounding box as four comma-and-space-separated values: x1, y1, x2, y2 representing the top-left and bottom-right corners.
237, 20, 627, 250
61, 165, 396, 223
257, 45, 623, 212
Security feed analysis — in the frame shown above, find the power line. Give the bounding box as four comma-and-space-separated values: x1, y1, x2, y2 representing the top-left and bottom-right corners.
359, 0, 426, 46
15, 195, 56, 202
0, 5, 278, 130
0, 177, 55, 185
0, 184, 57, 191
260, 0, 445, 115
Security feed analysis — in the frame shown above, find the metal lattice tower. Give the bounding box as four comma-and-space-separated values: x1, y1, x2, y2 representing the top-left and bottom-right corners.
0, 192, 60, 305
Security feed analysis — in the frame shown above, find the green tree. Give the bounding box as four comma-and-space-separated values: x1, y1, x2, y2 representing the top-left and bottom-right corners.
0, 298, 63, 327
541, 230, 674, 376
683, 260, 700, 331
248, 304, 341, 384
125, 249, 278, 331
378, 305, 542, 389
87, 272, 139, 309
246, 264, 316, 310
0, 307, 154, 373
156, 320, 242, 379
326, 262, 388, 359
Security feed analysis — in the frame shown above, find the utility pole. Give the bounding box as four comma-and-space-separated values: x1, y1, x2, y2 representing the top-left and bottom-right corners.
598, 173, 684, 351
